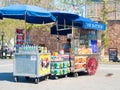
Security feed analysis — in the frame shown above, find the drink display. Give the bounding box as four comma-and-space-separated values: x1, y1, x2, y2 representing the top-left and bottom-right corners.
18, 45, 38, 53
15, 28, 24, 53
51, 55, 70, 77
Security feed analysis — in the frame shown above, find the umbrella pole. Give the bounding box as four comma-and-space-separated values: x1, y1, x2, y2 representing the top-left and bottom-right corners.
72, 21, 74, 50
72, 21, 74, 37
24, 13, 27, 45
56, 20, 59, 52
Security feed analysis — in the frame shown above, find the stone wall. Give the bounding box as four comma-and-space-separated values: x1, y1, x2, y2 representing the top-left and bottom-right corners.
105, 20, 120, 55
29, 29, 67, 52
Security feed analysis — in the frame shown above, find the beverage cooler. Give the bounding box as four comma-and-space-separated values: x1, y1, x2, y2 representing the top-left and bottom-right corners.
13, 45, 51, 84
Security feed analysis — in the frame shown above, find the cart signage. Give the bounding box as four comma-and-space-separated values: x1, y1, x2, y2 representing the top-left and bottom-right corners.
90, 40, 98, 53
82, 22, 106, 30
39, 54, 50, 75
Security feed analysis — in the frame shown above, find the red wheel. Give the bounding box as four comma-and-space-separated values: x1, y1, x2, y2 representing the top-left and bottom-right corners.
87, 57, 98, 75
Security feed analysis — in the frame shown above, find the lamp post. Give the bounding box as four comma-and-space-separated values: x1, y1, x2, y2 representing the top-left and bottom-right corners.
1, 32, 4, 59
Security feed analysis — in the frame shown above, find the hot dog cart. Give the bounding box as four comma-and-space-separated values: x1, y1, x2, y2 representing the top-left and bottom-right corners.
69, 28, 99, 76
50, 12, 106, 77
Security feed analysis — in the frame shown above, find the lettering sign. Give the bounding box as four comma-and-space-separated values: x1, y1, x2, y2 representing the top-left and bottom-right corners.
82, 22, 106, 30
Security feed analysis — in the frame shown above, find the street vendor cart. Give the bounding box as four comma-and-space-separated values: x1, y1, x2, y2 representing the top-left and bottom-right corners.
69, 19, 106, 76
69, 28, 99, 76
50, 11, 106, 77
14, 28, 51, 84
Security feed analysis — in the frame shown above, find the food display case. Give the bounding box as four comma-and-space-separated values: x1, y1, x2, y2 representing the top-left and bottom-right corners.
51, 54, 70, 79
69, 28, 99, 76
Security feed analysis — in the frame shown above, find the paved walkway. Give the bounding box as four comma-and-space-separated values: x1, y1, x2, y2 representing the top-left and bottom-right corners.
0, 59, 13, 66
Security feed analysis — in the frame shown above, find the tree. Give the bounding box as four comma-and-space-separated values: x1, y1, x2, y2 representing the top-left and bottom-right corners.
0, 0, 56, 47
59, 0, 87, 16
101, 0, 119, 47
21, 0, 54, 9
0, 19, 25, 47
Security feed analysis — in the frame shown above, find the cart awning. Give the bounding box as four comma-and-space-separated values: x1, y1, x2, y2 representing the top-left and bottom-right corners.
0, 13, 2, 19
50, 11, 106, 35
74, 16, 93, 23
0, 5, 56, 24
74, 17, 106, 30
51, 11, 79, 25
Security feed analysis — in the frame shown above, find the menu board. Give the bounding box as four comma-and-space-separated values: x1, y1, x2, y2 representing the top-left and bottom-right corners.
109, 48, 118, 61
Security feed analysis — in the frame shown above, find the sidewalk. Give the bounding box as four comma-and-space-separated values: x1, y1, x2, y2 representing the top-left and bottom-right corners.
0, 59, 13, 65
0, 58, 120, 65
99, 59, 120, 64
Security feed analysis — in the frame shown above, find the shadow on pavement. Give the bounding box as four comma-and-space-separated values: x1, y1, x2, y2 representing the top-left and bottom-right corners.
68, 71, 89, 77
49, 71, 89, 80
0, 72, 14, 82
0, 72, 89, 83
0, 72, 48, 84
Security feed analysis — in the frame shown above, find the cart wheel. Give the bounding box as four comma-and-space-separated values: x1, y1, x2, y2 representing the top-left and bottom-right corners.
35, 78, 39, 84
14, 76, 19, 82
45, 75, 49, 80
54, 76, 58, 80
25, 76, 30, 80
87, 57, 98, 75
73, 73, 78, 77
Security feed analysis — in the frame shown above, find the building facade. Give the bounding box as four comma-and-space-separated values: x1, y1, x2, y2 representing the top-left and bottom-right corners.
86, 0, 120, 20
86, 0, 120, 56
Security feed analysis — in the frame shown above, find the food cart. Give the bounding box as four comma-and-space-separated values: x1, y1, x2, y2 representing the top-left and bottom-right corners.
50, 12, 106, 77
69, 27, 99, 76
70, 20, 106, 76
14, 29, 51, 84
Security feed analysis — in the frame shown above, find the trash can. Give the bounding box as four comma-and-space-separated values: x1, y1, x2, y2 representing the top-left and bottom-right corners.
109, 48, 118, 62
